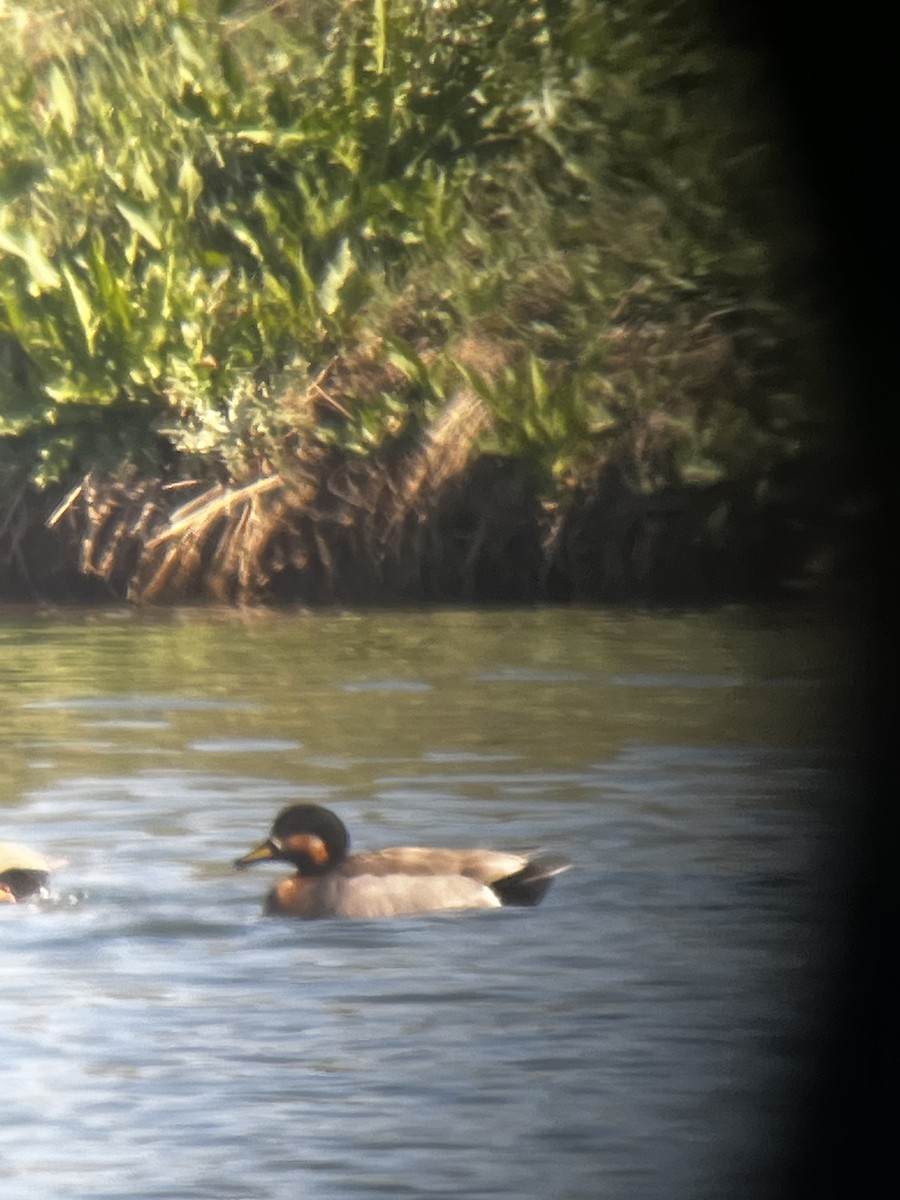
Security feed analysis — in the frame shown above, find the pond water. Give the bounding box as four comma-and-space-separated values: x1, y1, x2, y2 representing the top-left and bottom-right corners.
1, 605, 856, 1200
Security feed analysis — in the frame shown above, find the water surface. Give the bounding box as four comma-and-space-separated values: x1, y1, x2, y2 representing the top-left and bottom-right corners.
1, 606, 853, 1199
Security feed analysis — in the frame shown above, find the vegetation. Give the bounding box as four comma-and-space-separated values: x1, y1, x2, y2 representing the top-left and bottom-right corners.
0, 0, 838, 603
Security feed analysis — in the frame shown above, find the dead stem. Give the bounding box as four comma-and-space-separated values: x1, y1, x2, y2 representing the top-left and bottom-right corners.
145, 476, 282, 549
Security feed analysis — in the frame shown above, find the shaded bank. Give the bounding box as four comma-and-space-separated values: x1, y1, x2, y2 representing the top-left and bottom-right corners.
2, 433, 857, 606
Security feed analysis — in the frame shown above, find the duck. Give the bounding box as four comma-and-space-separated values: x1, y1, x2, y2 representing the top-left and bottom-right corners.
233, 803, 569, 919
0, 842, 55, 904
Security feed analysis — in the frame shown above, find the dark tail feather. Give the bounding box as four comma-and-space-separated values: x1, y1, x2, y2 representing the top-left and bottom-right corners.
491, 856, 570, 907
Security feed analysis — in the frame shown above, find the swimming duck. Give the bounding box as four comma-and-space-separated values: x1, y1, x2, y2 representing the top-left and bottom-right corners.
233, 803, 569, 919
0, 842, 55, 904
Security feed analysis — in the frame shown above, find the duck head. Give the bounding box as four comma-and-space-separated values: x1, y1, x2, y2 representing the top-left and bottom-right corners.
233, 804, 350, 876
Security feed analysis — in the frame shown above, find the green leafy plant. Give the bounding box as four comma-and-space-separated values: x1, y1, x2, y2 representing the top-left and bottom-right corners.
0, 0, 819, 506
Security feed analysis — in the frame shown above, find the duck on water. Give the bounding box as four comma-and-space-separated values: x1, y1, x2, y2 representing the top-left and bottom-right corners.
234, 803, 569, 919
0, 842, 58, 904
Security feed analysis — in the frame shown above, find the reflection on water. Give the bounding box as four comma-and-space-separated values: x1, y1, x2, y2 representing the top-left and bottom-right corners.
1, 606, 852, 1199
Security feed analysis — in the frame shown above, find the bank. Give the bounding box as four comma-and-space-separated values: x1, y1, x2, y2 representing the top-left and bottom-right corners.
0, 2, 858, 606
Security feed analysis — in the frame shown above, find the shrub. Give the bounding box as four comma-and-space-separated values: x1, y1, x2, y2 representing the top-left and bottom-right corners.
0, 0, 818, 502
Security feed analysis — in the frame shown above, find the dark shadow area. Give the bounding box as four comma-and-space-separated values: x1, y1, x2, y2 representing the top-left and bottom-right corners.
709, 2, 886, 1197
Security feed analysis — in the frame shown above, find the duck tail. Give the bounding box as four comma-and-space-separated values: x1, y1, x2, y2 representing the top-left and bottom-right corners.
492, 855, 570, 907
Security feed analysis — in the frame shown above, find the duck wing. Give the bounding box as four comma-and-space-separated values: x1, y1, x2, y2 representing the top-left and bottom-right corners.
347, 846, 530, 882
320, 847, 568, 915
314, 867, 501, 918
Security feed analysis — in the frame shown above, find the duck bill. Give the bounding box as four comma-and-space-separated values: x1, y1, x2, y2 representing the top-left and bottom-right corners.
233, 838, 279, 869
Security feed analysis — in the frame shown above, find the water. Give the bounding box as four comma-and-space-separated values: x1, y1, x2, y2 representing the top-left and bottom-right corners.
0, 606, 854, 1199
